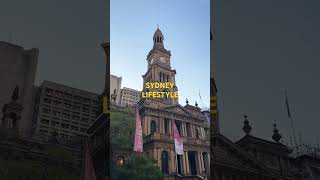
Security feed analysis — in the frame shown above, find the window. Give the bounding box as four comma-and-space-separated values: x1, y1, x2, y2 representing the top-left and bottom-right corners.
186, 122, 191, 137
161, 151, 169, 175
177, 154, 184, 175
164, 119, 169, 134
151, 121, 156, 134
61, 123, 69, 129
41, 119, 49, 125
70, 126, 78, 131
42, 108, 50, 114
175, 121, 182, 135
51, 121, 59, 127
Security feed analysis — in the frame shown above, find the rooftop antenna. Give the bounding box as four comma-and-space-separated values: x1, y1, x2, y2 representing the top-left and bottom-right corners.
285, 89, 299, 156
198, 89, 205, 108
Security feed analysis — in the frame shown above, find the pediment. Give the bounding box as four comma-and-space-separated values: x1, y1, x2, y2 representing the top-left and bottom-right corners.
212, 133, 279, 176
161, 105, 193, 116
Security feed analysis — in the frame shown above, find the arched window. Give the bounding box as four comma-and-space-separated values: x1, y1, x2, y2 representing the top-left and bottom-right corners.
151, 121, 156, 134
161, 151, 169, 175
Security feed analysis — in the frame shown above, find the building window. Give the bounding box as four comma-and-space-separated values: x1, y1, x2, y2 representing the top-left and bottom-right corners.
161, 151, 169, 175
186, 122, 191, 137
151, 121, 156, 134
41, 119, 49, 125
164, 118, 169, 134
175, 121, 182, 135
177, 154, 184, 175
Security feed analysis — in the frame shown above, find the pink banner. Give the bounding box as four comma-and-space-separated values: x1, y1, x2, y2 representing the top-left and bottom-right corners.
173, 122, 184, 155
134, 108, 143, 153
84, 143, 96, 180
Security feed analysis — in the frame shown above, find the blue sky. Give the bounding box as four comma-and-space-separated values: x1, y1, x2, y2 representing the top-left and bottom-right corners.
111, 0, 210, 108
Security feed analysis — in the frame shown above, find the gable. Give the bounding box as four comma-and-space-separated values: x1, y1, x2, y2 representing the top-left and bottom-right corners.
161, 105, 193, 116
213, 133, 280, 176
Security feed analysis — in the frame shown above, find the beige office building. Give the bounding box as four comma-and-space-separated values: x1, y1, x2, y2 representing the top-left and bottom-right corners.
0, 41, 38, 133
34, 80, 100, 139
110, 74, 122, 105
120, 87, 141, 107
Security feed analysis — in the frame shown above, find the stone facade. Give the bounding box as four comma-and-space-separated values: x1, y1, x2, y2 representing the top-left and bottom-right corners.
0, 41, 38, 133
139, 28, 210, 180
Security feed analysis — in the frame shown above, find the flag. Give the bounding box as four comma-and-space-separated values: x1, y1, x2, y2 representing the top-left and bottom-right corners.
285, 89, 291, 118
134, 108, 143, 153
173, 121, 183, 155
84, 143, 96, 180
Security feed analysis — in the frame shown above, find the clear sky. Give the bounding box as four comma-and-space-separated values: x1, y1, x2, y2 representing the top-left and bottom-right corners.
214, 0, 320, 145
111, 0, 210, 108
0, 0, 108, 94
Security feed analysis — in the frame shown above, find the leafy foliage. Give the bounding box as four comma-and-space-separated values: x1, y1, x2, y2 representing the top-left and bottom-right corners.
111, 107, 163, 180
0, 128, 80, 180
111, 154, 163, 180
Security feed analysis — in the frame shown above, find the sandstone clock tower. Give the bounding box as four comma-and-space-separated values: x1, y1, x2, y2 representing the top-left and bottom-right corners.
138, 28, 210, 180
142, 28, 179, 105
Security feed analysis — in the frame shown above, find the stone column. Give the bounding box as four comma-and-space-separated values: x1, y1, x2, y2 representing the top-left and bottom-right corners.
146, 116, 150, 135
169, 119, 172, 135
170, 149, 176, 173
182, 152, 187, 175
182, 122, 186, 137
197, 151, 202, 175
200, 152, 205, 174
185, 151, 190, 175
157, 117, 163, 134
153, 148, 157, 161
142, 116, 147, 135
190, 124, 194, 138
157, 148, 161, 167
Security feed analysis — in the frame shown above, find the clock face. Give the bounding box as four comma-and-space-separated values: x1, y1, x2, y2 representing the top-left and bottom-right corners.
160, 57, 166, 63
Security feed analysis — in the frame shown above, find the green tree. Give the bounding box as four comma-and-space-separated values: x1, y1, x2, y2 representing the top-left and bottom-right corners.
111, 107, 163, 180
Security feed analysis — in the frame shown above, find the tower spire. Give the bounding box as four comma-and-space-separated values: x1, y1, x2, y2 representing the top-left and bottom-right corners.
153, 27, 164, 48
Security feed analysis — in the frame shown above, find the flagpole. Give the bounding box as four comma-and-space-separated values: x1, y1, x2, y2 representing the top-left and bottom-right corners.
285, 89, 299, 156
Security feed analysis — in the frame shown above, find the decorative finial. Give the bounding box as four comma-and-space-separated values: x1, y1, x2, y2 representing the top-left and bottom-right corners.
242, 115, 252, 135
11, 86, 19, 101
157, 24, 159, 29
186, 98, 189, 105
195, 101, 198, 107
272, 123, 282, 143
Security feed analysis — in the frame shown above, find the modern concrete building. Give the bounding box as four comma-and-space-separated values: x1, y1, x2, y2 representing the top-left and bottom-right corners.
110, 74, 122, 105
33, 80, 100, 139
0, 41, 38, 133
119, 87, 141, 107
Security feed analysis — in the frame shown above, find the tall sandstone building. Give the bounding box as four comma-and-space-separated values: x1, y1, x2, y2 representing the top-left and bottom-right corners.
139, 28, 210, 180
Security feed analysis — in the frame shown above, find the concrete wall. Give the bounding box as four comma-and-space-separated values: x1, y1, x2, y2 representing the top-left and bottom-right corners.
0, 41, 38, 133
